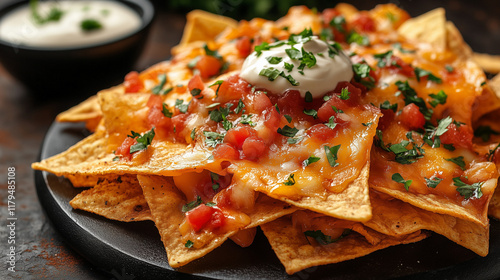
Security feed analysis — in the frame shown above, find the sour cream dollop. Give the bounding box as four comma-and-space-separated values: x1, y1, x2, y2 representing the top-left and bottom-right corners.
240, 36, 354, 98
0, 1, 141, 48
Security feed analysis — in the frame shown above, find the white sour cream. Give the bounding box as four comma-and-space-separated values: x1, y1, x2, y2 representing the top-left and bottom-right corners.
0, 1, 141, 48
240, 37, 353, 98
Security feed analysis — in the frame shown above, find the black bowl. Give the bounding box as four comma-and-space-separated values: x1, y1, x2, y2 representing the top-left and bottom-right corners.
0, 0, 154, 96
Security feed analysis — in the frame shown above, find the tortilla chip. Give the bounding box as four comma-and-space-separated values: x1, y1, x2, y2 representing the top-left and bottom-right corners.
445, 21, 473, 58
365, 192, 489, 256
56, 95, 102, 131
70, 176, 152, 222
398, 8, 446, 51
137, 175, 296, 267
230, 161, 372, 222
474, 53, 500, 74
177, 10, 237, 49
261, 214, 427, 275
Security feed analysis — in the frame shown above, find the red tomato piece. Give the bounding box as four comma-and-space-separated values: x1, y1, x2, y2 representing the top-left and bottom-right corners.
387, 56, 414, 77
146, 94, 163, 108
378, 109, 395, 130
186, 204, 215, 232
245, 91, 273, 112
209, 209, 226, 229
115, 137, 137, 161
124, 71, 143, 93
440, 123, 473, 149
187, 74, 205, 93
195, 55, 222, 79
276, 90, 304, 117
400, 103, 425, 130
224, 125, 256, 149
213, 143, 240, 160
351, 12, 376, 32
241, 136, 267, 160
333, 81, 363, 107
306, 124, 340, 141
216, 75, 252, 103
236, 36, 252, 58
171, 114, 189, 135
147, 106, 172, 130
317, 95, 346, 122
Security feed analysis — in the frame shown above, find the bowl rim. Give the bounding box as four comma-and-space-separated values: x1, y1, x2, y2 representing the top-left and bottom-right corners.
0, 0, 155, 52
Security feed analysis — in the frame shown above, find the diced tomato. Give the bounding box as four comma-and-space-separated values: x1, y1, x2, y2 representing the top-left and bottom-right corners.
187, 74, 205, 92
195, 55, 222, 79
171, 114, 189, 136
236, 36, 252, 58
351, 12, 376, 32
216, 75, 252, 103
244, 91, 273, 112
146, 94, 162, 108
224, 125, 256, 149
123, 71, 143, 93
209, 209, 226, 229
186, 204, 215, 232
317, 95, 348, 122
241, 136, 267, 160
147, 106, 172, 130
322, 8, 341, 26
378, 109, 395, 130
322, 8, 346, 42
115, 137, 137, 160
399, 103, 425, 130
262, 106, 281, 130
213, 143, 240, 160
440, 123, 473, 149
387, 56, 414, 77
275, 90, 304, 118
333, 81, 363, 107
306, 123, 340, 141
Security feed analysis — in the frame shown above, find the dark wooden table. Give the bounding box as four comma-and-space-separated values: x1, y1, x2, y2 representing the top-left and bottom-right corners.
1, 1, 500, 279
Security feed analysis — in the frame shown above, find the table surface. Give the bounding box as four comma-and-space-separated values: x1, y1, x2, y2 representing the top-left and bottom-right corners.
1, 1, 500, 279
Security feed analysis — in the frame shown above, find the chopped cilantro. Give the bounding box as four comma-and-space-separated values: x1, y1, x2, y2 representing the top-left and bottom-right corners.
284, 114, 292, 123
324, 145, 341, 167
305, 91, 313, 102
151, 74, 167, 95
453, 177, 483, 199
303, 109, 318, 119
346, 31, 370, 46
414, 67, 442, 83
373, 50, 395, 68
81, 19, 102, 32
286, 47, 302, 60
266, 56, 283, 64
254, 41, 285, 56
129, 128, 155, 154
428, 90, 447, 107
175, 99, 189, 113
395, 80, 431, 120
161, 103, 173, 118
210, 80, 224, 97
445, 156, 466, 170
352, 63, 375, 89
182, 196, 202, 212
380, 100, 398, 112
259, 67, 281, 81
445, 65, 454, 72
185, 240, 194, 248
425, 176, 443, 188
474, 126, 500, 142
234, 99, 245, 114
190, 128, 196, 140
329, 16, 346, 33
277, 125, 299, 137
392, 173, 412, 191
240, 114, 255, 126
203, 44, 222, 59
283, 174, 296, 185
303, 155, 321, 166
284, 62, 294, 72
392, 43, 416, 54
31, 0, 64, 25
204, 131, 225, 147
339, 87, 351, 100
304, 229, 350, 245
325, 116, 337, 129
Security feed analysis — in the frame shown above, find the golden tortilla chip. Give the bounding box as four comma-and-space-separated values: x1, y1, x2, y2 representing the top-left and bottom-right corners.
177, 10, 237, 50
261, 214, 427, 275
488, 187, 500, 221
398, 8, 446, 51
231, 162, 372, 222
474, 53, 500, 74
70, 175, 152, 222
137, 175, 296, 267
365, 192, 489, 256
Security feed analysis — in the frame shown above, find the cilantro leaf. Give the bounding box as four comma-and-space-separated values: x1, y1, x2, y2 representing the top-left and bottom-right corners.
278, 125, 299, 137
185, 240, 194, 248
283, 174, 296, 185
162, 103, 173, 118
175, 99, 189, 113
324, 145, 341, 167
414, 67, 442, 84
266, 56, 283, 64
445, 156, 466, 170
392, 173, 412, 191
182, 196, 202, 212
204, 131, 225, 148
325, 116, 337, 129
129, 128, 155, 154
303, 108, 318, 119
151, 74, 167, 95
453, 177, 483, 199
303, 155, 321, 166
259, 67, 281, 81
339, 87, 351, 100
428, 90, 447, 107
474, 125, 500, 142
425, 176, 443, 188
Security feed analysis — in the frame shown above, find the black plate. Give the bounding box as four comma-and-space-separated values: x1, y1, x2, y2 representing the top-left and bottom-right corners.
35, 121, 500, 279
